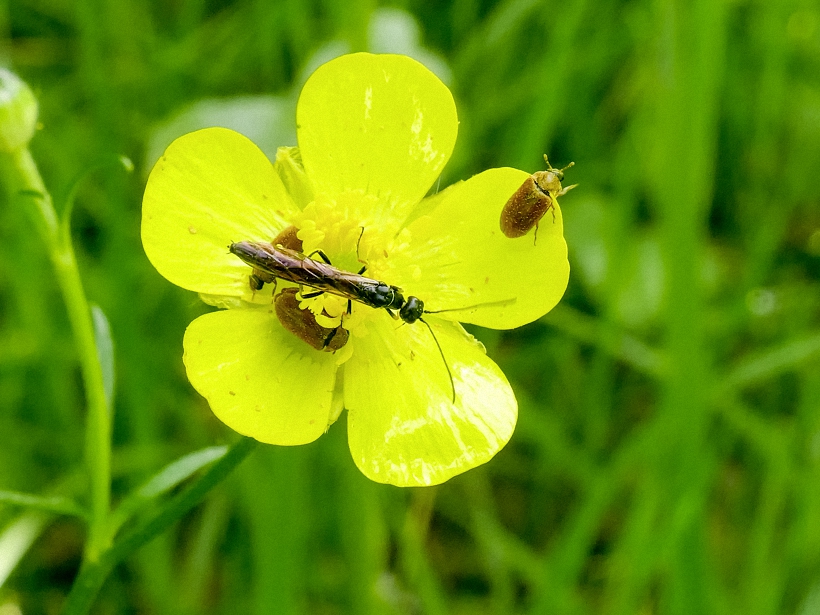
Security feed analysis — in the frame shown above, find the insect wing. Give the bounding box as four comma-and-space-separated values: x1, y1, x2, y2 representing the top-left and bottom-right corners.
231, 241, 400, 309
230, 242, 334, 291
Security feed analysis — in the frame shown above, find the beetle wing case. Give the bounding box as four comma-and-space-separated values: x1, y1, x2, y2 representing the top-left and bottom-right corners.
499, 175, 553, 238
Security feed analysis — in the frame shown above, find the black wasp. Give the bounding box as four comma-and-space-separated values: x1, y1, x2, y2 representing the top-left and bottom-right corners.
229, 241, 427, 324
229, 240, 454, 401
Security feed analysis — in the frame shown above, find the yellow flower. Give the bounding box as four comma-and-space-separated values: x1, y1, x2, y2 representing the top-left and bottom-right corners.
141, 53, 569, 486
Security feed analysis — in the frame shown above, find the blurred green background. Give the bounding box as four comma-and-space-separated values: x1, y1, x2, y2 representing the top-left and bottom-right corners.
2, 0, 820, 613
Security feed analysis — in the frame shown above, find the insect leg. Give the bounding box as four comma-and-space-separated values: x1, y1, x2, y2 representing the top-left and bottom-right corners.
249, 274, 265, 292
249, 268, 276, 294
328, 300, 350, 349
306, 249, 332, 265
301, 289, 324, 299
321, 326, 339, 350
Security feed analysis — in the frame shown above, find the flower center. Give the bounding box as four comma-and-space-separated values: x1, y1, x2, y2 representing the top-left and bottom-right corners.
288, 190, 412, 334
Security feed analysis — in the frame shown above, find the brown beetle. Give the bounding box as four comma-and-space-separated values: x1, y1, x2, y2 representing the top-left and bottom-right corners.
274, 288, 349, 352
500, 155, 576, 242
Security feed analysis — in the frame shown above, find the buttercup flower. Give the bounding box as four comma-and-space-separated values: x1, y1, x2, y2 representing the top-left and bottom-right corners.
142, 53, 569, 486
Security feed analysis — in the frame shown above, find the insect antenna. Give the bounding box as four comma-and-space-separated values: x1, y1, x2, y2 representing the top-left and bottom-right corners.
419, 317, 455, 403
424, 297, 517, 315
543, 155, 575, 177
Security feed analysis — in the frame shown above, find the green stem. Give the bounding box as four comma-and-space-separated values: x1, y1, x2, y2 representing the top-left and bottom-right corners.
61, 437, 258, 615
0, 147, 110, 560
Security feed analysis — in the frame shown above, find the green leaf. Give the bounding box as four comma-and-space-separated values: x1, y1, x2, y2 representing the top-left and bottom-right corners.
107, 446, 228, 538
0, 512, 49, 587
714, 333, 820, 398
62, 438, 257, 615
0, 490, 86, 518
17, 188, 45, 199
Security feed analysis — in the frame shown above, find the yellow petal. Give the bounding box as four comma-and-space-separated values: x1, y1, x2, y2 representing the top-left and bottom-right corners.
390, 168, 569, 329
297, 53, 457, 221
183, 308, 338, 445
142, 128, 295, 296
344, 317, 517, 486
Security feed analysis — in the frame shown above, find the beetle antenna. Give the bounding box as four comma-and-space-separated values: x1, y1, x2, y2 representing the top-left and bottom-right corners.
419, 317, 455, 403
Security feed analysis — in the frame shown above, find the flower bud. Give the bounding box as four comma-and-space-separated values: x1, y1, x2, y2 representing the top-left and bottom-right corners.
0, 69, 38, 152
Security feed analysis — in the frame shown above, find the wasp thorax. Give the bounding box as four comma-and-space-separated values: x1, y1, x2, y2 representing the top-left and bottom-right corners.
386, 286, 405, 311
